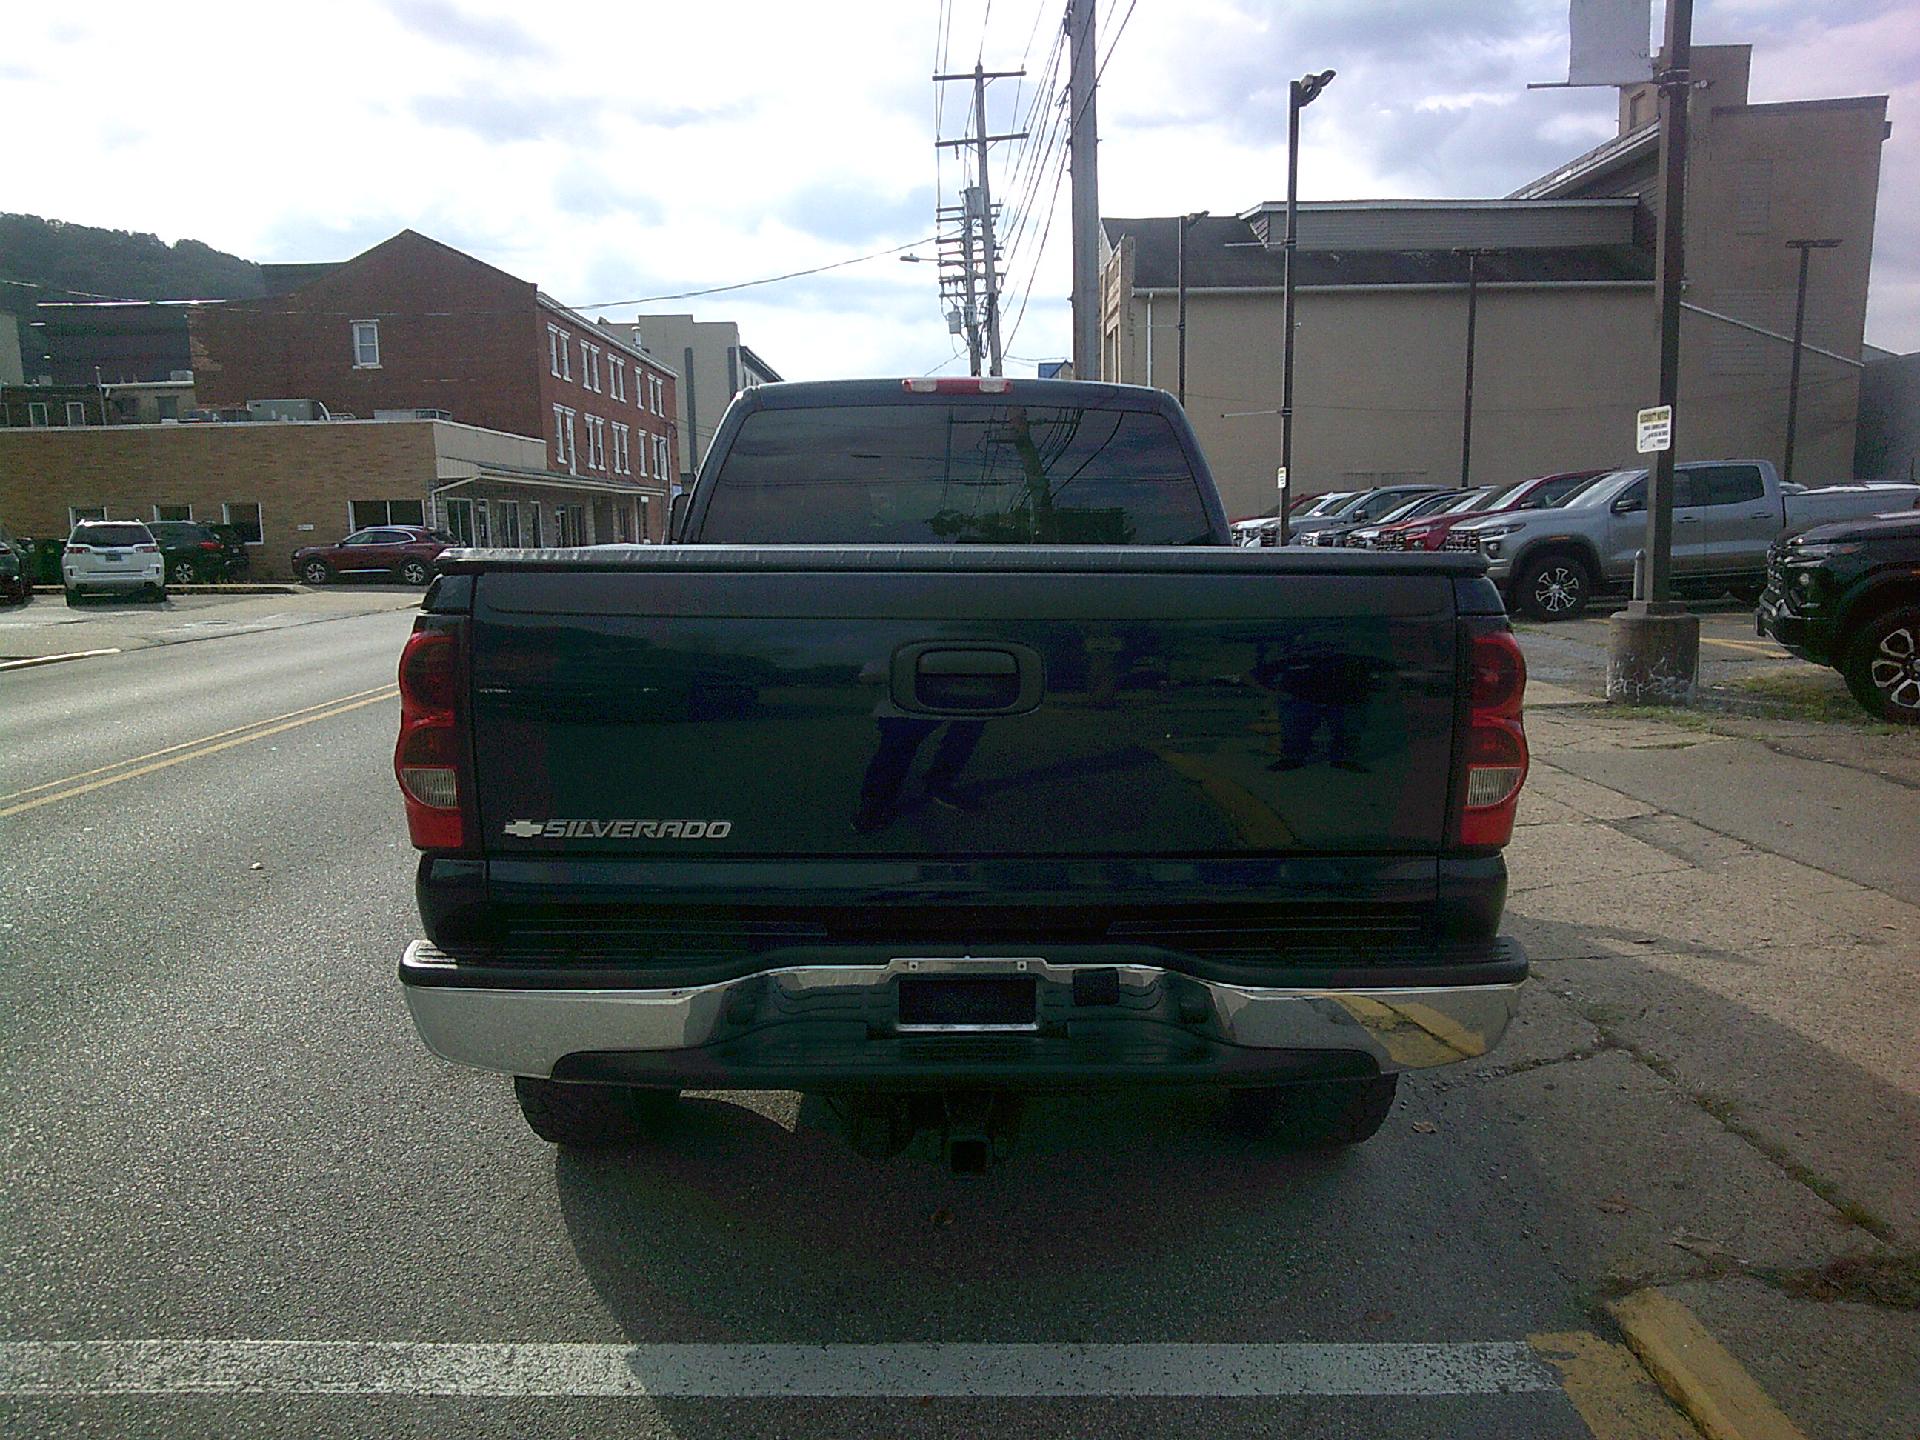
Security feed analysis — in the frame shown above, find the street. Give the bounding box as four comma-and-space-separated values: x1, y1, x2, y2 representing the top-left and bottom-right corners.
3, 595, 1917, 1439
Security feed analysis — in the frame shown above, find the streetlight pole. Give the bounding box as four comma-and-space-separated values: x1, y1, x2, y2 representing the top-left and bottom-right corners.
1177, 210, 1207, 407
1279, 69, 1334, 547
1458, 249, 1485, 489
1782, 238, 1841, 488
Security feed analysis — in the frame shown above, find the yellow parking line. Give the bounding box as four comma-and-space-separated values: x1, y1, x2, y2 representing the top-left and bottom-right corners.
0, 689, 398, 819
1530, 1331, 1699, 1439
1701, 637, 1784, 655
0, 683, 397, 804
1609, 1289, 1810, 1440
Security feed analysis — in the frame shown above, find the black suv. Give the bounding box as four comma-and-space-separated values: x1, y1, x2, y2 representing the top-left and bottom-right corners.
149, 521, 234, 584
1759, 510, 1920, 723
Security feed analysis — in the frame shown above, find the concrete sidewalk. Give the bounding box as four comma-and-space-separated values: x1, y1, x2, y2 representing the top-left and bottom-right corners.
0, 587, 420, 663
1456, 678, 1920, 1438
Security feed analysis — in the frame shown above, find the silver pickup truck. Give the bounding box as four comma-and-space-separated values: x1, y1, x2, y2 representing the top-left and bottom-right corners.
1445, 461, 1920, 619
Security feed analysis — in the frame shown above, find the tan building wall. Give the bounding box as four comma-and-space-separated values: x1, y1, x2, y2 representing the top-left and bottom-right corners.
0, 418, 655, 575
1112, 282, 1683, 520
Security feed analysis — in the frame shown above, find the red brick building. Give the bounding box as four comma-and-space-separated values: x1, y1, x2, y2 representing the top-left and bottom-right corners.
189, 230, 680, 537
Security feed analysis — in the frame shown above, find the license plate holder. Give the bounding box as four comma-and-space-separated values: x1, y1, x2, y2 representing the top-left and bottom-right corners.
898, 974, 1038, 1032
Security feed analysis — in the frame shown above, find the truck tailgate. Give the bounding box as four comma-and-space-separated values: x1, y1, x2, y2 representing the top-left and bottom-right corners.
465, 549, 1470, 860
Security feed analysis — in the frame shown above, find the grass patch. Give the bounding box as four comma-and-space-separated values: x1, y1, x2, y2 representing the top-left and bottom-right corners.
1711, 668, 1898, 731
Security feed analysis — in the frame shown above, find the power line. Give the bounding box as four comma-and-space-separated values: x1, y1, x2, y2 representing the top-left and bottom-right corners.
567, 236, 936, 309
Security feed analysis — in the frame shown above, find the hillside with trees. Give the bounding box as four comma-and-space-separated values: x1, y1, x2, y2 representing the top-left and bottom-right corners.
0, 213, 263, 326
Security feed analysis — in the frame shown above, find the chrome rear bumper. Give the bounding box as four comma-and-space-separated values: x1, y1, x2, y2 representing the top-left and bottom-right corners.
400, 943, 1521, 1083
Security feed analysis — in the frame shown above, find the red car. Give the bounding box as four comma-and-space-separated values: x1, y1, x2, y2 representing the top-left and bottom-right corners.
293, 525, 455, 586
1373, 469, 1610, 552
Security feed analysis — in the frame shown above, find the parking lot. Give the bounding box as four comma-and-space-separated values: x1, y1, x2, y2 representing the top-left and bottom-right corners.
2, 589, 1916, 1439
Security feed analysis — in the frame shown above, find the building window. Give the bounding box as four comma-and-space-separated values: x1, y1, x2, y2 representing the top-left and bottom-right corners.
548, 323, 565, 377
29, 402, 49, 427
222, 502, 263, 544
493, 500, 521, 547
350, 499, 426, 529
552, 404, 568, 468
649, 375, 664, 414
352, 320, 381, 368
640, 495, 652, 542
154, 505, 193, 522
611, 421, 630, 475
157, 396, 179, 420
70, 506, 108, 526
615, 505, 633, 544
550, 326, 572, 381
562, 407, 577, 473
526, 503, 543, 547
581, 342, 602, 393
654, 434, 670, 480
65, 401, 89, 426
442, 497, 475, 544
610, 355, 627, 401
585, 414, 607, 471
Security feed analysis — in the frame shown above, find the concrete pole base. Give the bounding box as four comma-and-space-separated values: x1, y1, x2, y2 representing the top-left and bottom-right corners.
1607, 606, 1701, 705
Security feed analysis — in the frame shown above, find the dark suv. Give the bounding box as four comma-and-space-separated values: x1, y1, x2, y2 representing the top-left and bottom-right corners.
149, 521, 233, 584
292, 526, 454, 587
1759, 510, 1920, 724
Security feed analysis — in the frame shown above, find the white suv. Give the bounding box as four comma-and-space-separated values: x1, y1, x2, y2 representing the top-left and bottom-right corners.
63, 520, 167, 605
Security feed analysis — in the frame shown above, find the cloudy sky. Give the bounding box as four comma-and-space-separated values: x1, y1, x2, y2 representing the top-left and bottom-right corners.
7, 0, 1916, 377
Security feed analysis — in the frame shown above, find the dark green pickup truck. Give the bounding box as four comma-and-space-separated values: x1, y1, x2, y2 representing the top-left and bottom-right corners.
394, 378, 1530, 1171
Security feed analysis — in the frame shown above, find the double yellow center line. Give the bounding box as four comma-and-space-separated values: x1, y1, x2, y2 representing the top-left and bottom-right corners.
0, 684, 399, 819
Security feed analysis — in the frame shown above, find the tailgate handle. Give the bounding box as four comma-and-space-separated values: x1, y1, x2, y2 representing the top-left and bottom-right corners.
896, 644, 1041, 715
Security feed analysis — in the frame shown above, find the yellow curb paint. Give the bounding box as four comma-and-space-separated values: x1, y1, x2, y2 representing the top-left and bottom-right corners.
0, 648, 123, 671
0, 683, 398, 804
0, 689, 398, 819
1699, 637, 1785, 656
1609, 1289, 1810, 1440
1529, 1331, 1698, 1440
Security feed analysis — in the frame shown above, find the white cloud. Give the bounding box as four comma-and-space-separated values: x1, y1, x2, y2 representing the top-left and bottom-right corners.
6, 0, 1914, 382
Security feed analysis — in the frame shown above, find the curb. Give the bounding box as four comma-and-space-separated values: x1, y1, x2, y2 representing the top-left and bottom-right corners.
27, 584, 301, 596
1609, 1288, 1809, 1440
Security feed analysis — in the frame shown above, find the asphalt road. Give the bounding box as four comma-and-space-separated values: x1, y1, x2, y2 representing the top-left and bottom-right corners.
3, 606, 1660, 1438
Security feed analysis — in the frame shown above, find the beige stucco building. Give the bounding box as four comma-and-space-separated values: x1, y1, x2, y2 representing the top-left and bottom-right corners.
1099, 45, 1890, 521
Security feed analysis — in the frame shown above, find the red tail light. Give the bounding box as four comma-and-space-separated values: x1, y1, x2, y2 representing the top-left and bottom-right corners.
902, 377, 1012, 395
198, 540, 221, 550
395, 624, 470, 850
1455, 625, 1528, 848
65, 545, 88, 554
135, 544, 160, 553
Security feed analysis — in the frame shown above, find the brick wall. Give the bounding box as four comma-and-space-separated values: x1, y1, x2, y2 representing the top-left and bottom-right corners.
190, 230, 543, 440
536, 304, 680, 487
0, 421, 439, 577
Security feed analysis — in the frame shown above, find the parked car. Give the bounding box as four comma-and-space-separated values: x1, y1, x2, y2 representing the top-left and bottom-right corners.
1445, 461, 1920, 620
1231, 493, 1359, 548
1375, 469, 1610, 552
148, 521, 232, 584
1334, 489, 1479, 549
205, 523, 253, 580
1287, 483, 1449, 543
62, 520, 167, 604
292, 526, 454, 586
0, 544, 29, 605
1758, 510, 1920, 724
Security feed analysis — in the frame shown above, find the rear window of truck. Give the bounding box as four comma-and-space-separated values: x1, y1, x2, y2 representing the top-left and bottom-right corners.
698, 403, 1214, 545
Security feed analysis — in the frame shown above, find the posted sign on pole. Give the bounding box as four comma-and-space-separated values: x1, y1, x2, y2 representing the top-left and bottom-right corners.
1636, 405, 1673, 454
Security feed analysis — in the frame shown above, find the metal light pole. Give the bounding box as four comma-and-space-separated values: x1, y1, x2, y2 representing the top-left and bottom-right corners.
1782, 238, 1841, 488
1176, 210, 1207, 407
1458, 249, 1485, 489
1279, 69, 1335, 547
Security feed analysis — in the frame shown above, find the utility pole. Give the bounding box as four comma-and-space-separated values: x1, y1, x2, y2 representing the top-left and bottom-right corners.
934, 65, 1025, 378
1067, 0, 1100, 377
957, 199, 985, 375
1782, 238, 1841, 488
1607, 0, 1701, 705
1176, 211, 1207, 407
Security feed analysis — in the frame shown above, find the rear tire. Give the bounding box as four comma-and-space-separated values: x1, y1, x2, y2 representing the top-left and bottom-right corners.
1223, 1074, 1400, 1148
400, 559, 432, 586
172, 560, 199, 584
1841, 605, 1920, 725
513, 1076, 679, 1147
300, 560, 332, 586
1513, 553, 1592, 622
64, 586, 82, 607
